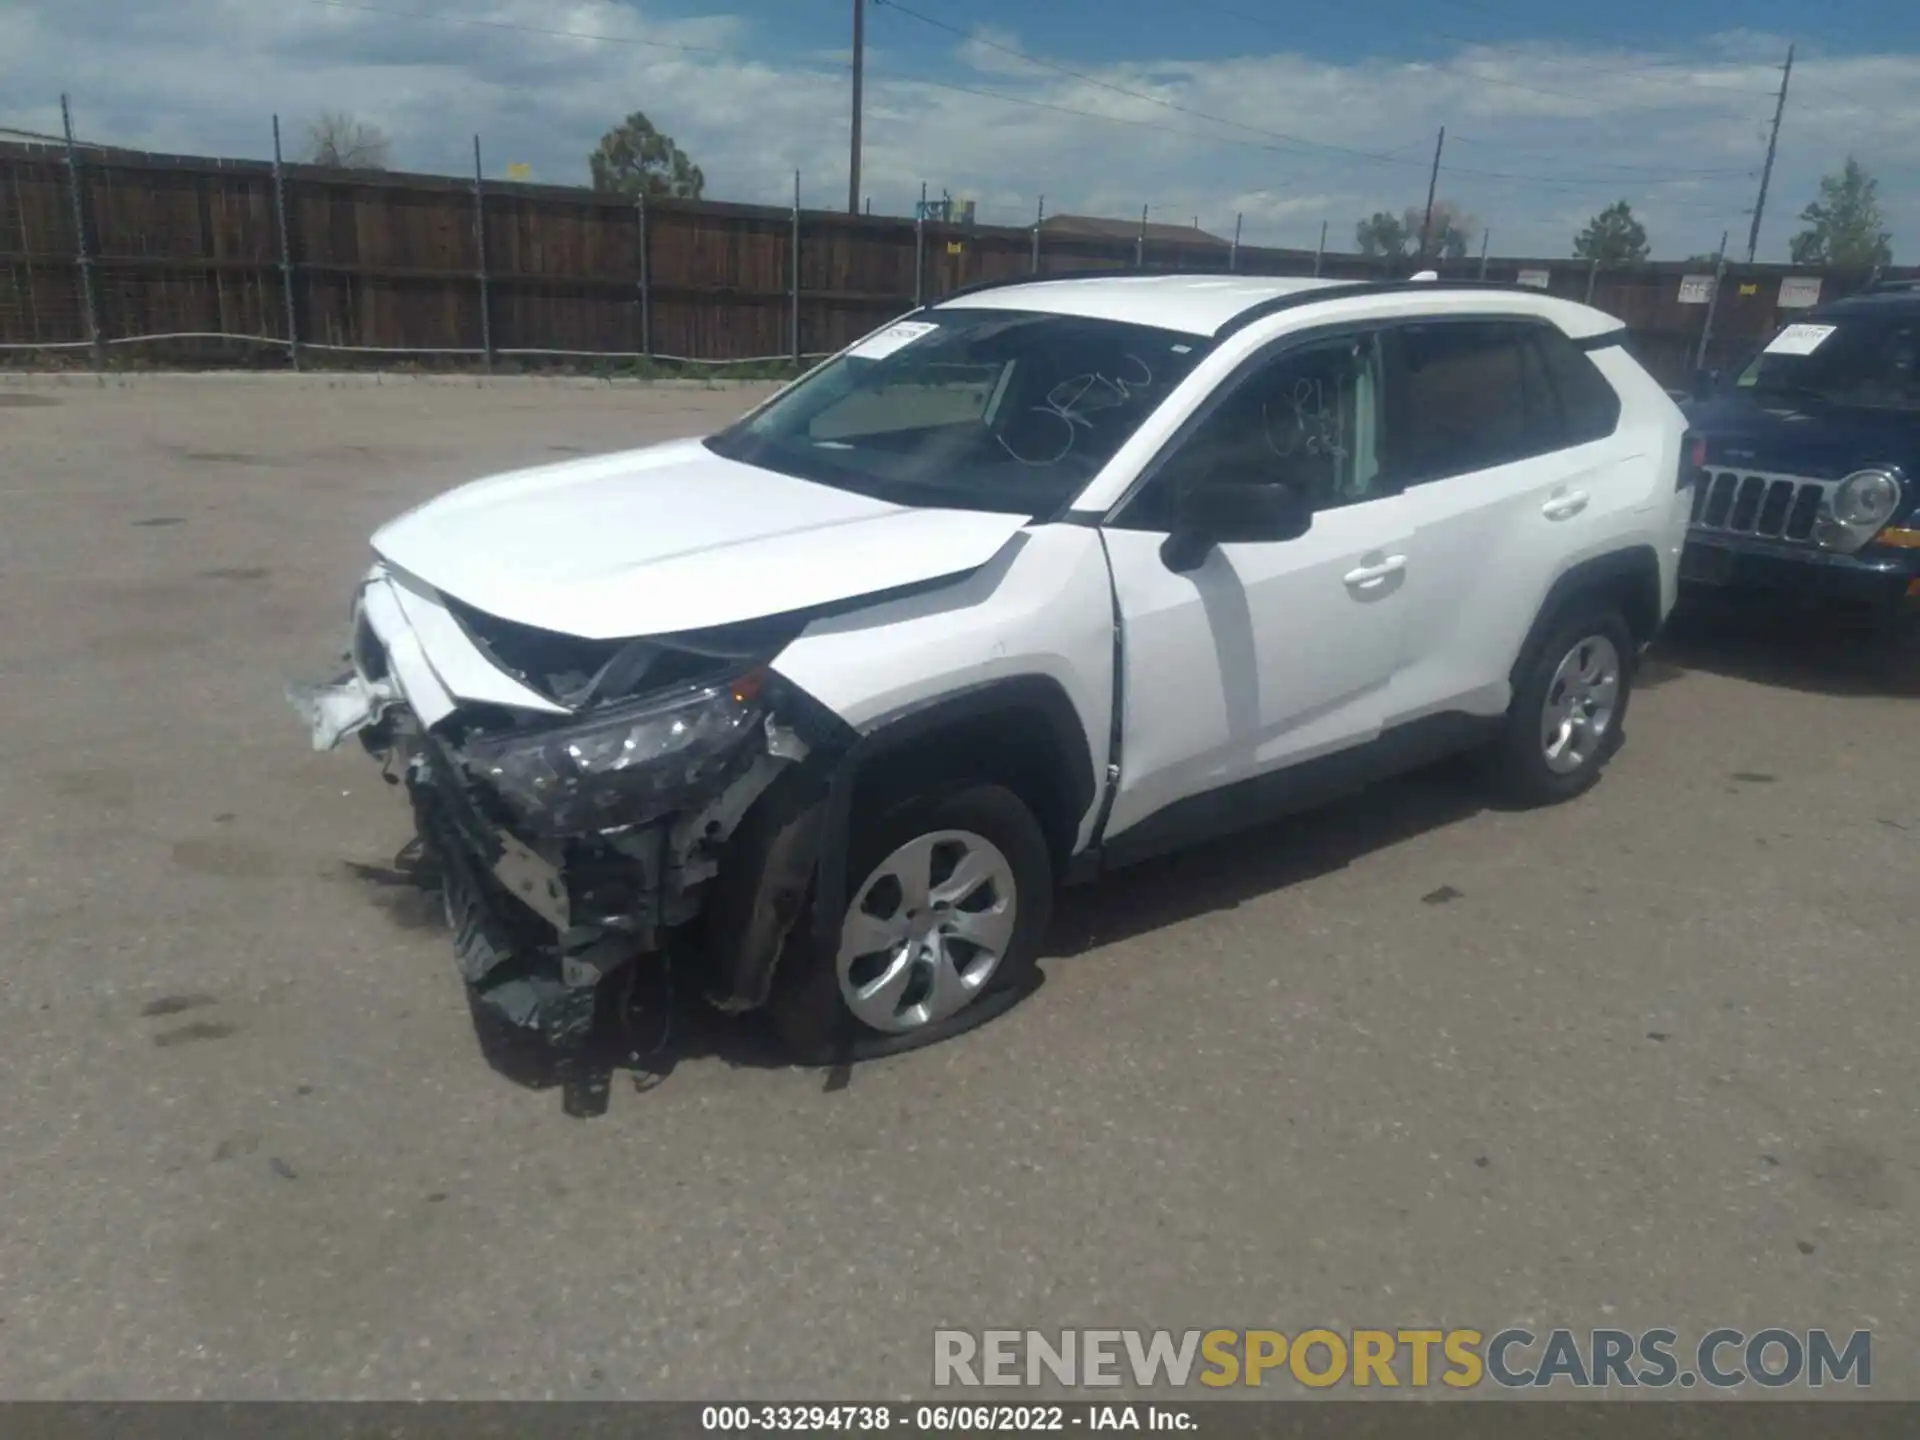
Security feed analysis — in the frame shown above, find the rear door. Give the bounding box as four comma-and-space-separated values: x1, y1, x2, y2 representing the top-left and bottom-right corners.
1380, 317, 1627, 725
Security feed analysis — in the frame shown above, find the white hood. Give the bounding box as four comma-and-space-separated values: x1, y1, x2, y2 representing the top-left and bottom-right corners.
371, 438, 1031, 640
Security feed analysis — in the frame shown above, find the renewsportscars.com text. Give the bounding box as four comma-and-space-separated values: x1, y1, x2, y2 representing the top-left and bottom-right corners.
933, 1328, 1871, 1390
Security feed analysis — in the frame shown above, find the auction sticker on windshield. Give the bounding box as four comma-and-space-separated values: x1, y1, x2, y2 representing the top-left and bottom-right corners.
1764, 323, 1837, 356
851, 320, 941, 360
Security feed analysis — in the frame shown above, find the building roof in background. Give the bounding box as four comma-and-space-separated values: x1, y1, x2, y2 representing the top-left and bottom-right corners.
1041, 213, 1231, 247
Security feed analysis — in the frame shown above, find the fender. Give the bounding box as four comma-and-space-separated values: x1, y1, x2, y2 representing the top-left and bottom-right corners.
808, 674, 1098, 962
706, 674, 1099, 1012
1510, 544, 1664, 685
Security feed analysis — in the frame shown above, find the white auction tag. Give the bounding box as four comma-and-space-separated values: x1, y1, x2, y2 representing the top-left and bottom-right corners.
1764, 323, 1837, 356
849, 320, 940, 360
1777, 276, 1822, 308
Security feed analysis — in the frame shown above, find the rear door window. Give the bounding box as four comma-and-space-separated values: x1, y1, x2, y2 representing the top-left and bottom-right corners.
1386, 319, 1618, 485
1386, 320, 1533, 483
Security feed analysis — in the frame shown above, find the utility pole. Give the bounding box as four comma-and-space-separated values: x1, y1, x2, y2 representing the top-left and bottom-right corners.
1418, 126, 1445, 260
1697, 229, 1730, 373
1745, 44, 1793, 264
848, 0, 865, 215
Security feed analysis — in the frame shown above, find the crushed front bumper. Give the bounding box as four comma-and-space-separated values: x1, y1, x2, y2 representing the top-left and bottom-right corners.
291, 564, 840, 1054
406, 732, 641, 1050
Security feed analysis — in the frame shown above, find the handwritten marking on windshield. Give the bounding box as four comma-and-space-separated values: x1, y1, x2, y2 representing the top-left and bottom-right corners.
998, 355, 1155, 467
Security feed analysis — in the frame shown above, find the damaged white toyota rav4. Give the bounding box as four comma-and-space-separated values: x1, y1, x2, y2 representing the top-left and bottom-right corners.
293, 274, 1693, 1064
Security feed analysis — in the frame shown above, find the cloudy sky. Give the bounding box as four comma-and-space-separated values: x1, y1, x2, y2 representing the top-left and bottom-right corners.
2, 0, 1915, 262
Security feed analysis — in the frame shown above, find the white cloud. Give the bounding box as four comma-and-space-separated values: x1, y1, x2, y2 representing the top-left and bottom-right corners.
3, 0, 1917, 261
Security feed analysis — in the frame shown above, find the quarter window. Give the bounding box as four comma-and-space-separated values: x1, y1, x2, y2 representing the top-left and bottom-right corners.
1533, 326, 1623, 445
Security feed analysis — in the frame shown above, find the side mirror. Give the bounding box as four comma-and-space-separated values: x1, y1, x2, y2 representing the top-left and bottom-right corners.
1160, 477, 1313, 573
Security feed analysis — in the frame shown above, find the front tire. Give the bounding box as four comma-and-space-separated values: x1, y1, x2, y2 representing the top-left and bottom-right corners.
769, 782, 1053, 1065
1488, 605, 1635, 806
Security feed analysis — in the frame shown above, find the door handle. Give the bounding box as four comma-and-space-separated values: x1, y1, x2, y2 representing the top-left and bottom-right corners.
1343, 555, 1407, 587
1542, 490, 1591, 520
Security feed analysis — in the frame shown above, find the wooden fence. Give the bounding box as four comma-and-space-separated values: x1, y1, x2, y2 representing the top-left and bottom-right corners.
2, 139, 1911, 387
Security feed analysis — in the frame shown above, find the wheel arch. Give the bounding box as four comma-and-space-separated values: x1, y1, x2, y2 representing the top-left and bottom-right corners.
1511, 544, 1664, 686
707, 674, 1098, 1013
840, 676, 1096, 858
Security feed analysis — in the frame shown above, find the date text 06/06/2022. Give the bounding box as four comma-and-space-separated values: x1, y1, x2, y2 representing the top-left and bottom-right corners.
699, 1404, 1194, 1432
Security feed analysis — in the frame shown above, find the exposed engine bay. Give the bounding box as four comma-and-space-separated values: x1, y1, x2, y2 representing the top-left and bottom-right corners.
291, 565, 854, 1052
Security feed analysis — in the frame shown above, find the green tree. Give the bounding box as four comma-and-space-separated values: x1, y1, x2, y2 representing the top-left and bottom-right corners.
1788, 157, 1893, 269
1355, 210, 1409, 258
1574, 201, 1650, 265
588, 111, 705, 199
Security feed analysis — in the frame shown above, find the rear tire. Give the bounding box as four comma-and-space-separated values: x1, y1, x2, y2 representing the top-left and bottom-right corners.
768, 782, 1053, 1066
1487, 604, 1636, 807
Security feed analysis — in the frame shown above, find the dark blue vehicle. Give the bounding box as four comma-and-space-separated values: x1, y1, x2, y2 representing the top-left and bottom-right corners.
1681, 280, 1920, 629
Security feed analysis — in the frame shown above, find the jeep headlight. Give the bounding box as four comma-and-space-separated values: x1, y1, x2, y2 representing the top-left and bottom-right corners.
462, 671, 767, 837
1817, 469, 1904, 554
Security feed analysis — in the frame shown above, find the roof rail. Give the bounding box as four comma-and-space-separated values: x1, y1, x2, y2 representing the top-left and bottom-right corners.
1212, 276, 1585, 339
907, 269, 1592, 334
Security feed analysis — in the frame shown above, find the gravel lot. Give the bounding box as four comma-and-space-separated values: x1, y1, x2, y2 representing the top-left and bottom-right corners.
1, 373, 1915, 1400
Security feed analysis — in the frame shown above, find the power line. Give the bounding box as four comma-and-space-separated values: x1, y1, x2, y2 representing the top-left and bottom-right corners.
1437, 40, 1779, 95
1443, 131, 1756, 178
1199, 0, 1778, 102
876, 65, 1743, 197
872, 0, 1435, 166
306, 0, 1350, 172
871, 0, 1773, 187
299, 0, 1786, 199
1427, 0, 1905, 107
1210, 0, 1778, 180
304, 0, 740, 55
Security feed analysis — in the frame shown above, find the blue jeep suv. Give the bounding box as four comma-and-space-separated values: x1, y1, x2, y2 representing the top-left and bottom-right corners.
1682, 280, 1920, 629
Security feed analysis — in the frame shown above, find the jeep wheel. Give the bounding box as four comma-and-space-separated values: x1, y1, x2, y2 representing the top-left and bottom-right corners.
1489, 607, 1635, 806
769, 783, 1052, 1065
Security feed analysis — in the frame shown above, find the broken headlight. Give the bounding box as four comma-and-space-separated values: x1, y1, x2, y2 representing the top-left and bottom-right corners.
461, 671, 767, 837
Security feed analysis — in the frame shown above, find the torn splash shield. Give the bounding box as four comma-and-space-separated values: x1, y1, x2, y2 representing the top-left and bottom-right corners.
412, 756, 640, 1051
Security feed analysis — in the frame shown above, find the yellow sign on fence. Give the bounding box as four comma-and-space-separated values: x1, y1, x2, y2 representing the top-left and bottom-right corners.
506, 162, 532, 181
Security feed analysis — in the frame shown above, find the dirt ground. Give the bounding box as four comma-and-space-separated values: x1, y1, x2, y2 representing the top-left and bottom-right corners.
1, 372, 1915, 1399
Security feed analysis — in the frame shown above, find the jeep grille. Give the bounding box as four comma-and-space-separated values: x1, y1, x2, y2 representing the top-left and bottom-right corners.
1690, 468, 1838, 546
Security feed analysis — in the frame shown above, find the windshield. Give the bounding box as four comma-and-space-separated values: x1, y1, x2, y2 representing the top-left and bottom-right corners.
1736, 316, 1920, 413
706, 307, 1213, 514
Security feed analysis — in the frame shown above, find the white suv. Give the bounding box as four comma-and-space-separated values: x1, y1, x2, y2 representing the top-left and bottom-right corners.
293, 274, 1693, 1063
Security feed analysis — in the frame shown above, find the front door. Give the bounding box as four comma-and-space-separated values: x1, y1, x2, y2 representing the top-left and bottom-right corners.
1098, 328, 1414, 847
